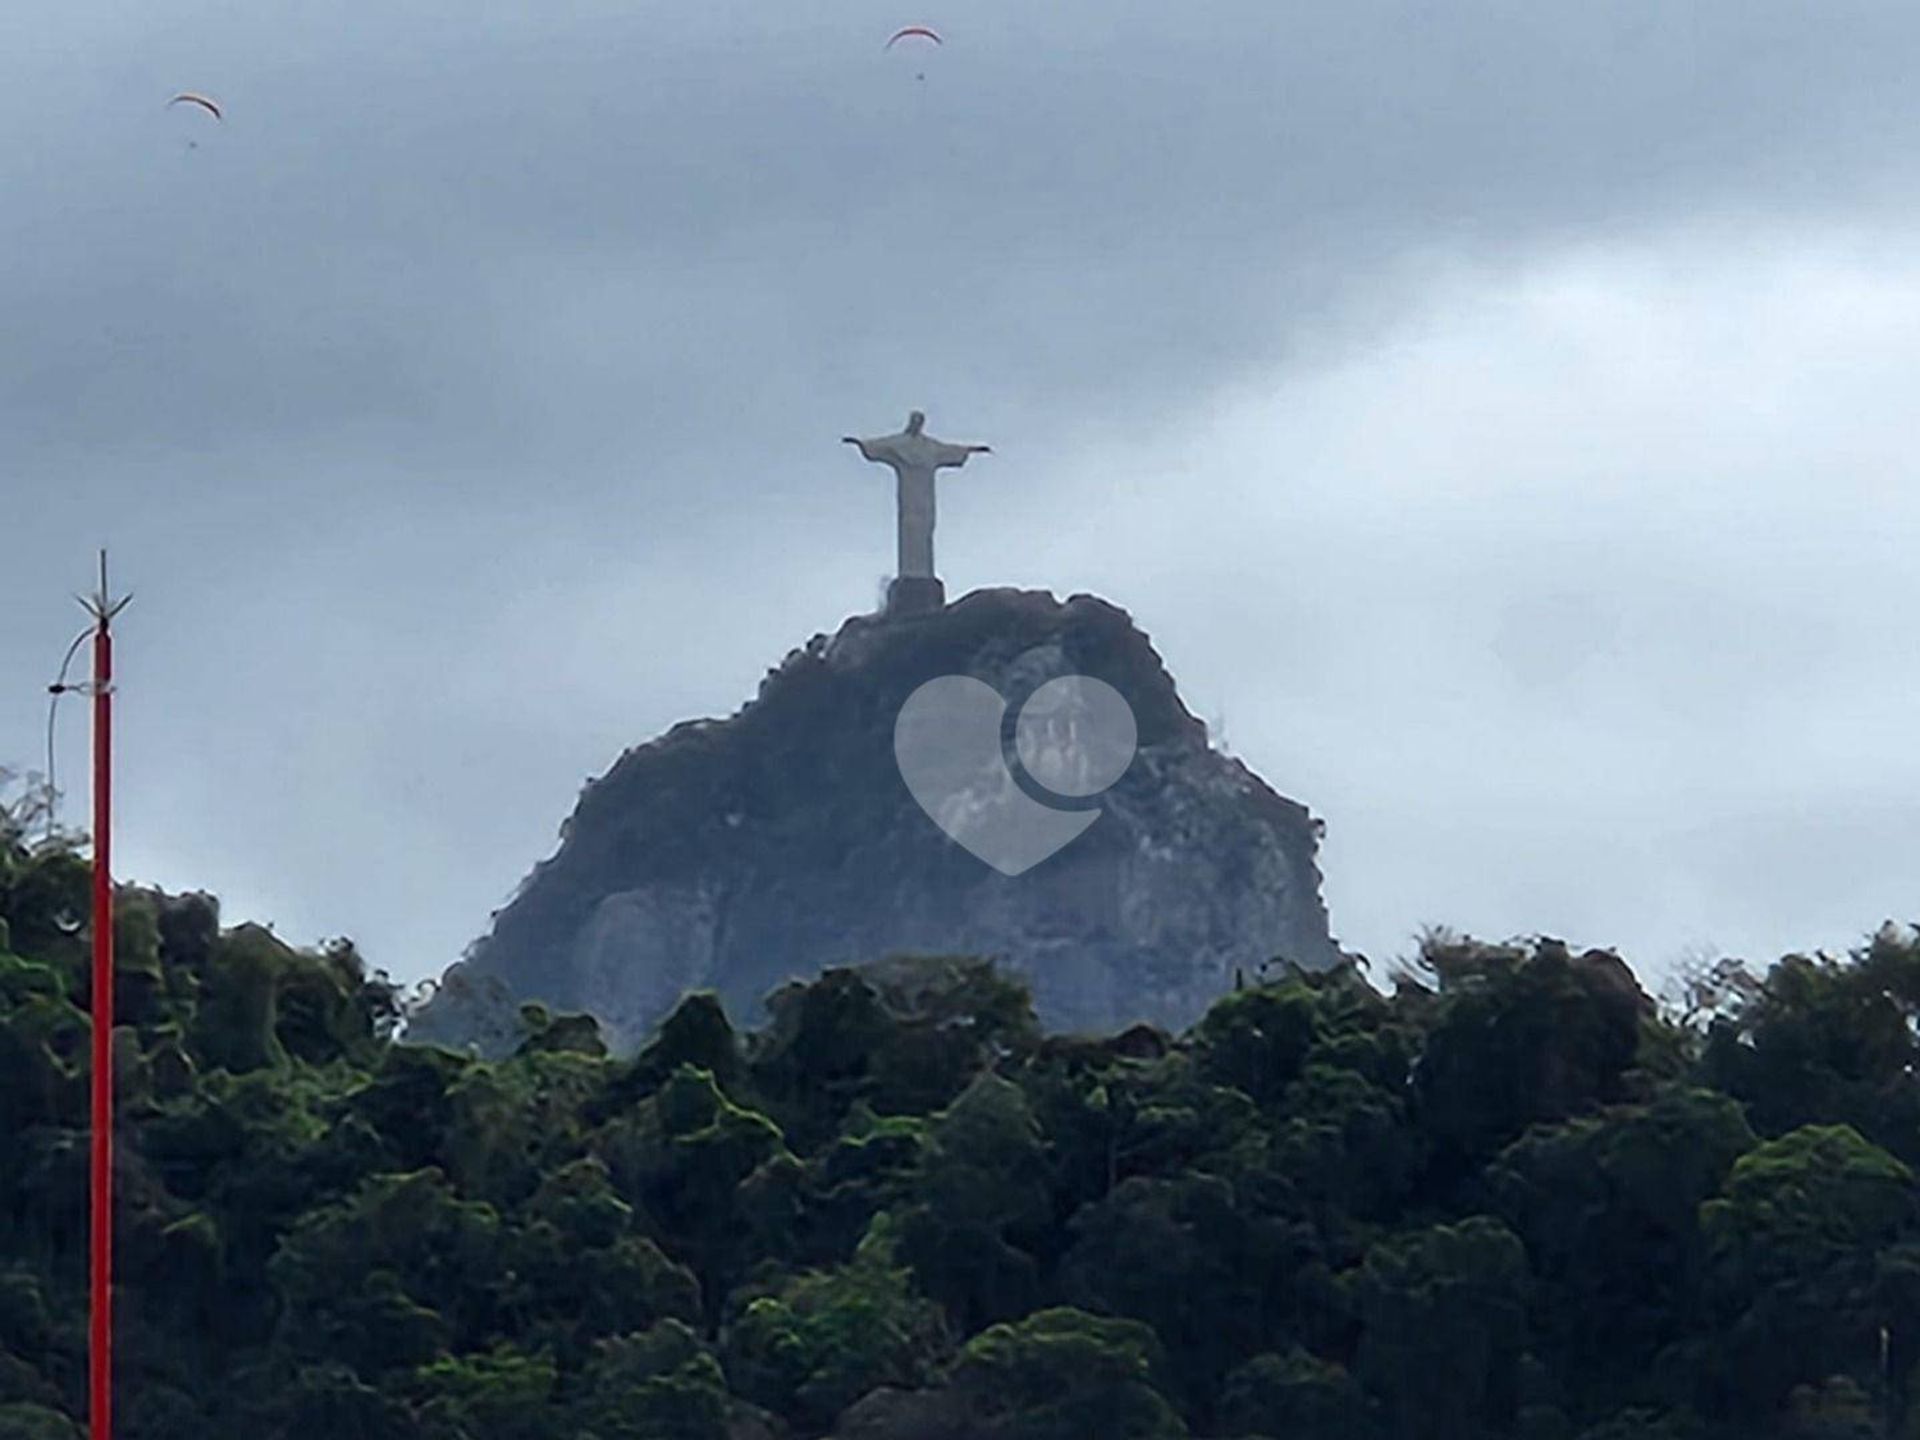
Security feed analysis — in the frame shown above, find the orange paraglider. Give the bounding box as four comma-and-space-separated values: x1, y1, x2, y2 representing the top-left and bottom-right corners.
885, 26, 942, 80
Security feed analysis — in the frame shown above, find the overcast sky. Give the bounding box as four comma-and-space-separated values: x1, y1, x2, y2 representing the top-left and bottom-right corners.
3, 1, 1917, 999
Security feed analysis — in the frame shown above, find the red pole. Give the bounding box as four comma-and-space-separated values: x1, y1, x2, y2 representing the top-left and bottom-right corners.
88, 566, 115, 1440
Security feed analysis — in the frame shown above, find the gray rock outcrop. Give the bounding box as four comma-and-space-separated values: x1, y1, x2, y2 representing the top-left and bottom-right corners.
407, 589, 1343, 1054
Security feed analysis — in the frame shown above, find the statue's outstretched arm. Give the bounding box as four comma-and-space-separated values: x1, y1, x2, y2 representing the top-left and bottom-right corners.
933, 442, 991, 468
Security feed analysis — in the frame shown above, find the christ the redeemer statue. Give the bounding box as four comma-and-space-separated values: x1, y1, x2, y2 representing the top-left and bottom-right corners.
843, 410, 991, 614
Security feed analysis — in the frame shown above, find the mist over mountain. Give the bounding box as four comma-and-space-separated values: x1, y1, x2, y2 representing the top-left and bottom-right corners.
408, 589, 1344, 1055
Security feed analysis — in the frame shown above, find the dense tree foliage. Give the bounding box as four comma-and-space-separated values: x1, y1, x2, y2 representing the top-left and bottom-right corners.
7, 792, 1920, 1437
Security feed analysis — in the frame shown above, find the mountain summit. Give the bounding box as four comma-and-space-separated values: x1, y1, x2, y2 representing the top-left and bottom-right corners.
408, 589, 1343, 1054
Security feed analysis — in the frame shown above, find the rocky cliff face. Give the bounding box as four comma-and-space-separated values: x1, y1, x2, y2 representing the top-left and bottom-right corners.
408, 589, 1343, 1054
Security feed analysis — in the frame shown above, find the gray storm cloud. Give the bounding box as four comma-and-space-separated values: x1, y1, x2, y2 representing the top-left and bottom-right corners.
3, 1, 1917, 989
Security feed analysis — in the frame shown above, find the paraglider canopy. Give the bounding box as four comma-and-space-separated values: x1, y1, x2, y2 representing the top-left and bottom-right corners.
885, 26, 941, 80
167, 92, 222, 120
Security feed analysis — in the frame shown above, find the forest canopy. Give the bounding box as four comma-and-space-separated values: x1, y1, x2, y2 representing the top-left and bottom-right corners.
3, 791, 1919, 1439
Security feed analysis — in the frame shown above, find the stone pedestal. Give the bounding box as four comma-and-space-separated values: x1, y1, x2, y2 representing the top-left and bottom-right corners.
886, 576, 946, 616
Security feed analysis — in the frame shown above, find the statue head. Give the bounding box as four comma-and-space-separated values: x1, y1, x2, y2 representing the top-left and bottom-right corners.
906, 410, 926, 434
